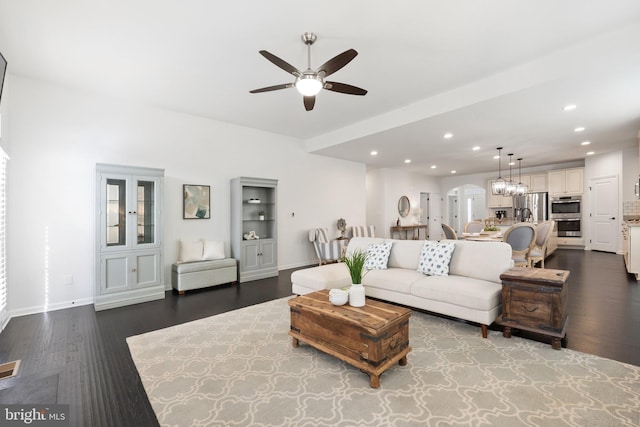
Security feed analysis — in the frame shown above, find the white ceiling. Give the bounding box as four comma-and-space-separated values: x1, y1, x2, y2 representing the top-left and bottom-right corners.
1, 0, 639, 176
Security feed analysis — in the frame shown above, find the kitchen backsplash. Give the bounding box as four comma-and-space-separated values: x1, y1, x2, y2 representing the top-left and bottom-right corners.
623, 200, 640, 217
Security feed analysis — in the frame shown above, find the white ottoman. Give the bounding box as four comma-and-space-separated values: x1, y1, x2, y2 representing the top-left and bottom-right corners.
171, 259, 238, 294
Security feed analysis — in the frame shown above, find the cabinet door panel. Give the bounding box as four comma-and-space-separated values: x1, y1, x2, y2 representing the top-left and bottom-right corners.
260, 240, 277, 269
135, 252, 160, 287
102, 254, 130, 292
241, 242, 260, 271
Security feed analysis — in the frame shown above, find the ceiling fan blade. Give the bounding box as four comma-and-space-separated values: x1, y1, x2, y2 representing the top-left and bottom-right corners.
249, 83, 293, 93
259, 50, 301, 76
324, 81, 368, 96
303, 96, 315, 111
317, 49, 358, 77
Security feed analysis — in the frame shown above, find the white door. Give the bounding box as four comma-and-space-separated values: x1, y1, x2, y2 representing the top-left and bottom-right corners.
428, 193, 442, 240
590, 175, 618, 253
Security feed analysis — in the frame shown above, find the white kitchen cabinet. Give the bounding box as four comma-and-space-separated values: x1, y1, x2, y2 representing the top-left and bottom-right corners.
624, 224, 640, 280
487, 180, 513, 208
529, 173, 548, 192
230, 177, 278, 283
95, 164, 164, 310
548, 168, 584, 195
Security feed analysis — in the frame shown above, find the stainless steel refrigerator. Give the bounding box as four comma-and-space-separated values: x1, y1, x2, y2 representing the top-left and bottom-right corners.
513, 192, 548, 222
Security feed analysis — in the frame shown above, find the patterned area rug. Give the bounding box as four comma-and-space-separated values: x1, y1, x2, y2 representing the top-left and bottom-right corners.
127, 298, 640, 427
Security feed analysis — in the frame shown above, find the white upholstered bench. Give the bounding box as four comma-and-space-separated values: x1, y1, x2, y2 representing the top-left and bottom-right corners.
171, 258, 238, 295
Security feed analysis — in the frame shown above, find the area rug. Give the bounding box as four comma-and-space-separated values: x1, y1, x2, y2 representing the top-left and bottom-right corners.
127, 298, 640, 427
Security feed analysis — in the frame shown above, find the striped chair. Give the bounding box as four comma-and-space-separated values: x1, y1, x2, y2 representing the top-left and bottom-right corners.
309, 228, 347, 266
351, 225, 376, 238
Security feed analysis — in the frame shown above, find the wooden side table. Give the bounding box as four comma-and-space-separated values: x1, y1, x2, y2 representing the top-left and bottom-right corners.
497, 267, 569, 350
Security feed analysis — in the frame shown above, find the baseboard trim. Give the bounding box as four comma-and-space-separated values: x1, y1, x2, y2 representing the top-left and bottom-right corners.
10, 297, 94, 318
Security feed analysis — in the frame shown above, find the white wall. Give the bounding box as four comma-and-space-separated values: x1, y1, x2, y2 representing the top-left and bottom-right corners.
6, 76, 366, 316
366, 168, 440, 238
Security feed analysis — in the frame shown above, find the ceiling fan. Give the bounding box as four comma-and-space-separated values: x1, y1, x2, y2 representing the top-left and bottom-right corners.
249, 32, 367, 111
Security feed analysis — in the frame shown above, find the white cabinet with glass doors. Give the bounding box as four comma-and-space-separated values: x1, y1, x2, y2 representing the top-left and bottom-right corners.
95, 164, 164, 310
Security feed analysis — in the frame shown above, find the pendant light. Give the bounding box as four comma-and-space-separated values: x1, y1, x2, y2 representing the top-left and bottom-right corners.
491, 147, 507, 195
515, 158, 528, 196
504, 153, 518, 196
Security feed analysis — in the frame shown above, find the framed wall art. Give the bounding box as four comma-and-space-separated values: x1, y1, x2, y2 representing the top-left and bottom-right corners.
183, 184, 211, 219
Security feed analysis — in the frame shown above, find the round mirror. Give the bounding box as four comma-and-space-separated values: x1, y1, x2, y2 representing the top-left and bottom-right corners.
398, 196, 411, 217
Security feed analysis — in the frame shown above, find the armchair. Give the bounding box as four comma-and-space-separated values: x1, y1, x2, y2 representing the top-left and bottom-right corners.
351, 225, 376, 238
309, 227, 347, 266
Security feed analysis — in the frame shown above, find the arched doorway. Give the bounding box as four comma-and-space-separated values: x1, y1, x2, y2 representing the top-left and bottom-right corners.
446, 184, 486, 234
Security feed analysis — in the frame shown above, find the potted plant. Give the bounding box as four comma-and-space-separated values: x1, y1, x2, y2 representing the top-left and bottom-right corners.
342, 249, 368, 307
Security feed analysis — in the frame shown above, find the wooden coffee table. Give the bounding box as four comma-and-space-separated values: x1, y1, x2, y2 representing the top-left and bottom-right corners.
288, 290, 411, 388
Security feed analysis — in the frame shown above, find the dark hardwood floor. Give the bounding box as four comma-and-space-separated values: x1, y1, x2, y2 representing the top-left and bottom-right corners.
0, 249, 638, 426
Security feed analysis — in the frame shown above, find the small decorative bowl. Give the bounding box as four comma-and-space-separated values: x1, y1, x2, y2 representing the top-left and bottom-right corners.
328, 288, 349, 306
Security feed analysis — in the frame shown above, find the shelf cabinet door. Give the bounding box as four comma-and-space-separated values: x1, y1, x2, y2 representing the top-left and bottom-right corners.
101, 174, 161, 252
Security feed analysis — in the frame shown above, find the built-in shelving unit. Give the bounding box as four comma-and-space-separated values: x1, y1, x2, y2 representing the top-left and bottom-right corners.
95, 163, 164, 310
230, 177, 278, 283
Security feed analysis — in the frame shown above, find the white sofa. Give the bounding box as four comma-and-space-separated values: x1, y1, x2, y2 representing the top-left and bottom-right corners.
291, 237, 513, 337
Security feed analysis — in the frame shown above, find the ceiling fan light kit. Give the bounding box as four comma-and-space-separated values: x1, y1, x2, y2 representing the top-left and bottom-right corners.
250, 32, 367, 111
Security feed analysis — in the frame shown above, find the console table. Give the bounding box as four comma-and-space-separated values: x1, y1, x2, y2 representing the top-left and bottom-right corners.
497, 267, 569, 350
390, 224, 428, 240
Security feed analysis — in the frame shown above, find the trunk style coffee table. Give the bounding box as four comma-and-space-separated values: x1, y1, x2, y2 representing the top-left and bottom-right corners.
288, 290, 411, 388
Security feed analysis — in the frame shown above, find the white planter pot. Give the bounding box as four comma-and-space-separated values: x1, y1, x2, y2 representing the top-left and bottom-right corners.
349, 283, 366, 307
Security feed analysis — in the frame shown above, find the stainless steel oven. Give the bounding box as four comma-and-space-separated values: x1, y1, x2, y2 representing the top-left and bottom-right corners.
551, 196, 581, 237
555, 218, 582, 237
550, 195, 581, 217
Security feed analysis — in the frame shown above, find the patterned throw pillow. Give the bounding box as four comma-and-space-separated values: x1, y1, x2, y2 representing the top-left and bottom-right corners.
417, 241, 456, 276
365, 242, 393, 270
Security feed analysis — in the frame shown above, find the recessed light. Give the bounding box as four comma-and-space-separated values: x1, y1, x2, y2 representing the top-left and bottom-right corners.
580, 141, 591, 146
450, 170, 456, 174
472, 146, 480, 151
586, 151, 595, 156
493, 155, 499, 160
370, 150, 378, 156
444, 133, 453, 139
509, 161, 515, 166
563, 104, 577, 111
404, 159, 411, 164
574, 127, 585, 132
430, 165, 437, 169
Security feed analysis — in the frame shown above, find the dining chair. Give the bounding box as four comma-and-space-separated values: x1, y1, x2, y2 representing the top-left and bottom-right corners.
464, 220, 484, 233
528, 220, 555, 268
441, 223, 458, 240
503, 223, 536, 267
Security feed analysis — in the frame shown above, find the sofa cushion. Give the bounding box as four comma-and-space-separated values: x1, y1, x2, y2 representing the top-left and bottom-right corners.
443, 239, 513, 284
417, 241, 455, 276
386, 239, 425, 270
363, 268, 424, 294
411, 275, 502, 311
291, 263, 351, 292
346, 237, 385, 256
365, 242, 393, 270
